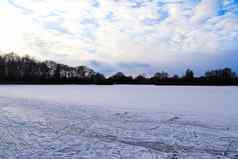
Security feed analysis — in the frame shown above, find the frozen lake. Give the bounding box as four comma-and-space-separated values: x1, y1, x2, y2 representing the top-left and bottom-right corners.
0, 85, 238, 119
0, 85, 238, 158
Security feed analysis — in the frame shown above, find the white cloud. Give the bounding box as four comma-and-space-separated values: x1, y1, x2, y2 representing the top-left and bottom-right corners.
192, 0, 222, 22
0, 0, 237, 72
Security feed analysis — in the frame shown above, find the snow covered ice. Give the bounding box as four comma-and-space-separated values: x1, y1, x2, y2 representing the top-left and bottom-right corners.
0, 85, 238, 159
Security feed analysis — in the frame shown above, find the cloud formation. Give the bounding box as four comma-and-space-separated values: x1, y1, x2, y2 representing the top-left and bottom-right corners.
0, 0, 238, 74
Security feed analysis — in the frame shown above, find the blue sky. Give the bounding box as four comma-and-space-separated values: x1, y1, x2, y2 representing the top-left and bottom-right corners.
0, 0, 238, 75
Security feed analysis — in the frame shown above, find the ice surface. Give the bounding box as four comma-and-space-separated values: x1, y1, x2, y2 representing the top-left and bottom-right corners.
0, 85, 238, 158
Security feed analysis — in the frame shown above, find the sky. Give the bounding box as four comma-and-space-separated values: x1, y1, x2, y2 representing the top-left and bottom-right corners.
0, 0, 238, 75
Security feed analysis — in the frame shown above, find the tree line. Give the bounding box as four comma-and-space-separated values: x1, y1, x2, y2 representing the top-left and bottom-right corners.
0, 52, 237, 85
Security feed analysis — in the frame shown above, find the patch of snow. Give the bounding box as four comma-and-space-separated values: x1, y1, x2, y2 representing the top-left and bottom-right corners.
0, 85, 237, 158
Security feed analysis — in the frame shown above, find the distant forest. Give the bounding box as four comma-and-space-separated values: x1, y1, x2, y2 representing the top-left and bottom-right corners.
0, 52, 237, 85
